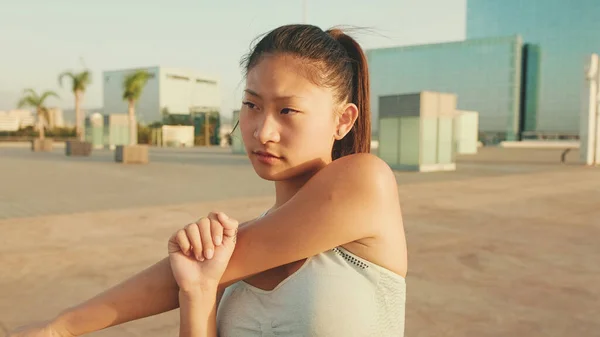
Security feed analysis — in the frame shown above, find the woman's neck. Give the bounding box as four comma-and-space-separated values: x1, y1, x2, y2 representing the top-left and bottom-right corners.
269, 157, 333, 213
272, 170, 319, 211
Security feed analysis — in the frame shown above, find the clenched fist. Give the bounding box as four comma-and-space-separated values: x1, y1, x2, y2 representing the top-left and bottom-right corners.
168, 211, 239, 293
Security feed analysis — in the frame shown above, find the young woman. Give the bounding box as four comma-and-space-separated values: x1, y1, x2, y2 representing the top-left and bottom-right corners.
10, 24, 407, 337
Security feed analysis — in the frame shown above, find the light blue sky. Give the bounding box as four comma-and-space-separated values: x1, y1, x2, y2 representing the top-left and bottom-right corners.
0, 0, 466, 118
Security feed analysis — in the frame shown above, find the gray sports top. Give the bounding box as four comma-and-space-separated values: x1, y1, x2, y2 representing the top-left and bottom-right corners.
216, 244, 406, 336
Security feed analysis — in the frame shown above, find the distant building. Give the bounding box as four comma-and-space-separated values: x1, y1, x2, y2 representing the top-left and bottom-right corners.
0, 109, 35, 131
17, 111, 36, 128
46, 108, 65, 128
102, 66, 220, 124
0, 111, 19, 131
85, 113, 132, 149
368, 1, 600, 142
367, 36, 523, 141
467, 0, 600, 137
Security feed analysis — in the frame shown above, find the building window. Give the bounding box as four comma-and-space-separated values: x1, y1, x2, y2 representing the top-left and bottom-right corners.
196, 78, 217, 85
167, 74, 190, 81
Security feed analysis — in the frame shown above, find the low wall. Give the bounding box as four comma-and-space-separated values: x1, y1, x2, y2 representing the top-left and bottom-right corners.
500, 141, 580, 149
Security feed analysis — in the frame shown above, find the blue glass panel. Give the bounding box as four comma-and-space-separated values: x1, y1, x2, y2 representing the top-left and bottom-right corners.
467, 0, 600, 134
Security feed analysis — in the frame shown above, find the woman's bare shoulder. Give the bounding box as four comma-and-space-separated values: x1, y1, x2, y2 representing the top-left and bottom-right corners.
316, 153, 399, 203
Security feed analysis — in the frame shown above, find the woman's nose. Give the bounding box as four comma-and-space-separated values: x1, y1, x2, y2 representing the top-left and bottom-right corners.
254, 114, 281, 144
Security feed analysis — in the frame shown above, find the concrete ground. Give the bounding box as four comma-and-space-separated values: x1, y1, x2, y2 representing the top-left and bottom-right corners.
0, 145, 598, 337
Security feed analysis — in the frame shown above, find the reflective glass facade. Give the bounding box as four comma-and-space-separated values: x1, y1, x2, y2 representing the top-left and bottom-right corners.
367, 36, 523, 141
467, 0, 600, 135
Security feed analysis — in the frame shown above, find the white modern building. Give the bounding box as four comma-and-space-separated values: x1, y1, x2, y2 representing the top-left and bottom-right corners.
103, 66, 220, 124
0, 109, 35, 131
46, 108, 65, 128
0, 111, 20, 131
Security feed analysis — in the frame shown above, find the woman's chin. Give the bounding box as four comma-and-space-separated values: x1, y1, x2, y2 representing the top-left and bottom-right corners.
250, 160, 296, 181
250, 156, 327, 182
252, 165, 286, 181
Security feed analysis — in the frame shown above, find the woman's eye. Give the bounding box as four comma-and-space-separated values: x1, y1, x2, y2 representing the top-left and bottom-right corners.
280, 108, 298, 115
242, 101, 257, 109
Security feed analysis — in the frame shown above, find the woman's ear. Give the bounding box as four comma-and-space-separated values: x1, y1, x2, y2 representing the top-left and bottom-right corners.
335, 103, 359, 140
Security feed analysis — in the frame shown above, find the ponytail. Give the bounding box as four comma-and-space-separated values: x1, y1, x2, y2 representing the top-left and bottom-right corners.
327, 29, 371, 160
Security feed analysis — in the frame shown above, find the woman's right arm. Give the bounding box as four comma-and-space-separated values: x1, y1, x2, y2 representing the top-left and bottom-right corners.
11, 214, 244, 337
50, 257, 179, 336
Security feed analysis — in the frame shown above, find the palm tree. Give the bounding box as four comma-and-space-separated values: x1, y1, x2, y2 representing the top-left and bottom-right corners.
58, 70, 91, 141
122, 70, 151, 145
17, 89, 59, 140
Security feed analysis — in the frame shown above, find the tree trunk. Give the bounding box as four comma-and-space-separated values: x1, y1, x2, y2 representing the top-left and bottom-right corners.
37, 107, 45, 140
75, 90, 84, 141
128, 100, 137, 145
205, 112, 210, 146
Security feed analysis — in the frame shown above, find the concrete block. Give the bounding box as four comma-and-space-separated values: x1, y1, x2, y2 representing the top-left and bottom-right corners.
378, 91, 458, 172
66, 140, 93, 156
115, 145, 149, 164
31, 139, 53, 152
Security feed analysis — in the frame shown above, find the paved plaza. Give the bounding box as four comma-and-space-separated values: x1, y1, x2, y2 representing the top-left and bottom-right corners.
1, 145, 599, 336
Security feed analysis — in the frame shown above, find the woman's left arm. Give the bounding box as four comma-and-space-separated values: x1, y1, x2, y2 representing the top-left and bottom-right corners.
178, 288, 218, 337
218, 153, 404, 288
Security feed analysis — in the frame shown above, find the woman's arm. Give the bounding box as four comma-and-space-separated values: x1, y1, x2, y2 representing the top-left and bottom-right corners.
52, 257, 179, 336
178, 289, 218, 337
219, 153, 403, 287
44, 153, 401, 336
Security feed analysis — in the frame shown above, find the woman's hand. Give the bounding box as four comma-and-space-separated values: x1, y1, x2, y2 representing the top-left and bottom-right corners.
168, 212, 239, 293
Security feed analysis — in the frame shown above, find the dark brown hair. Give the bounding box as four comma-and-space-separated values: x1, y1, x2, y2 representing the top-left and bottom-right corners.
241, 24, 371, 160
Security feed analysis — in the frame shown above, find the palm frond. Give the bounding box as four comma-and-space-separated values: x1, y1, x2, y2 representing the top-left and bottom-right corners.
39, 91, 59, 105
58, 71, 76, 88
17, 97, 33, 109
73, 70, 92, 92
122, 70, 151, 102
17, 89, 40, 108
23, 88, 39, 100
59, 70, 92, 92
79, 70, 92, 87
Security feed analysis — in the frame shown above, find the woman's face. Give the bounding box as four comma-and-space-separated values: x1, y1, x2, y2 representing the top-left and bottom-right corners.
239, 53, 341, 181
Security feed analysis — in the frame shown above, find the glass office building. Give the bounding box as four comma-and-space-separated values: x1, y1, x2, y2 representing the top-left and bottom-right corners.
367, 36, 523, 141
467, 0, 600, 136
